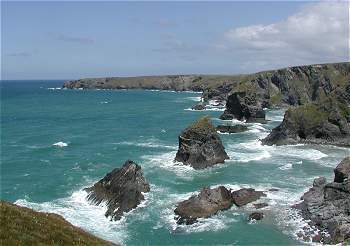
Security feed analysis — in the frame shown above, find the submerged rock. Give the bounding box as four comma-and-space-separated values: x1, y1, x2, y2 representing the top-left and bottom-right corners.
216, 125, 248, 134
174, 186, 234, 225
85, 160, 150, 220
262, 97, 350, 146
294, 156, 350, 244
175, 116, 229, 169
220, 91, 266, 123
231, 188, 266, 207
253, 203, 269, 209
191, 103, 206, 110
249, 212, 264, 221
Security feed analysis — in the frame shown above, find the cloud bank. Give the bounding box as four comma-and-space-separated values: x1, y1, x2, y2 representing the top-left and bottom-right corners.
219, 1, 349, 70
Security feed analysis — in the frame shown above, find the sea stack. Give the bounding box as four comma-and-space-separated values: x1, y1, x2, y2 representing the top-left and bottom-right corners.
262, 97, 350, 146
85, 160, 150, 220
220, 91, 266, 123
294, 156, 350, 244
175, 116, 229, 169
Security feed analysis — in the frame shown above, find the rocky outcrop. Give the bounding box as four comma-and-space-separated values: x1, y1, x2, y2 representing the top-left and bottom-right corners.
216, 124, 248, 134
253, 203, 268, 209
85, 160, 150, 220
231, 188, 266, 207
294, 156, 350, 244
262, 97, 350, 146
174, 186, 267, 225
174, 186, 234, 225
220, 92, 267, 123
249, 212, 264, 221
175, 116, 229, 169
191, 102, 206, 110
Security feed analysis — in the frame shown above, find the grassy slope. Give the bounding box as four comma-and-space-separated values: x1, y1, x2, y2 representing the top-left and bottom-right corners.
0, 201, 118, 246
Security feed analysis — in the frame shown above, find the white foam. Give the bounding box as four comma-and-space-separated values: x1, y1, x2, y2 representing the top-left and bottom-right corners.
279, 163, 293, 170
100, 101, 109, 104
47, 87, 62, 90
114, 140, 177, 150
141, 151, 195, 180
53, 141, 68, 147
15, 189, 127, 244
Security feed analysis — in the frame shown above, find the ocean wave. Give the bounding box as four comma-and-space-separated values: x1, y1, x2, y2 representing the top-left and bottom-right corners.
47, 87, 62, 90
141, 151, 196, 180
113, 140, 177, 150
52, 141, 68, 147
15, 189, 128, 244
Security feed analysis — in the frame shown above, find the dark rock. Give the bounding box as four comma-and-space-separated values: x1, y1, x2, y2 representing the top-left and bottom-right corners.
262, 97, 350, 146
175, 116, 229, 169
268, 188, 279, 192
219, 111, 234, 120
191, 103, 206, 110
231, 188, 266, 207
334, 156, 350, 183
85, 160, 150, 220
174, 186, 234, 225
249, 212, 264, 221
253, 203, 268, 209
294, 156, 350, 244
216, 125, 248, 134
220, 91, 266, 122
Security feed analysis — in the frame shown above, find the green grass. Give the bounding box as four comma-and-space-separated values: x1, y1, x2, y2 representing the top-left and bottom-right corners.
0, 201, 118, 246
188, 116, 216, 132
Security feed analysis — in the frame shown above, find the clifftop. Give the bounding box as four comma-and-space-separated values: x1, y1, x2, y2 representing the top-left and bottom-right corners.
0, 201, 118, 245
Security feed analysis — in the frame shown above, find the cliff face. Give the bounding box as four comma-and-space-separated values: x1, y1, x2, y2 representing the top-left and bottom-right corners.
63, 63, 350, 108
0, 201, 118, 245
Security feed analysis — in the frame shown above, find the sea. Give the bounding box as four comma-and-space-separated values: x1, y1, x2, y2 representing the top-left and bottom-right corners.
1, 80, 349, 245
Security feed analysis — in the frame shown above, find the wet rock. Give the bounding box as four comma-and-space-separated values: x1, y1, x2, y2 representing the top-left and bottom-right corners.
268, 188, 279, 192
175, 116, 229, 169
249, 212, 264, 221
253, 203, 268, 209
216, 125, 248, 134
174, 186, 234, 225
231, 188, 266, 207
294, 156, 350, 244
191, 103, 206, 110
85, 160, 150, 220
334, 156, 350, 183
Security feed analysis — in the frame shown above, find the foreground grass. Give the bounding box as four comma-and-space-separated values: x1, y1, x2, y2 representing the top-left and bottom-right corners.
0, 201, 118, 246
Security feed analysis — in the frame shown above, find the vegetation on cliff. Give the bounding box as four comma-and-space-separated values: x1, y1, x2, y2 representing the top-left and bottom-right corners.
0, 201, 117, 245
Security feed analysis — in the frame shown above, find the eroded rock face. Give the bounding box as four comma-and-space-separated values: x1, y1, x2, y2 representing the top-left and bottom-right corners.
295, 156, 350, 244
85, 160, 150, 220
174, 186, 234, 225
220, 92, 266, 123
249, 212, 264, 221
231, 188, 266, 207
262, 97, 350, 146
175, 117, 229, 169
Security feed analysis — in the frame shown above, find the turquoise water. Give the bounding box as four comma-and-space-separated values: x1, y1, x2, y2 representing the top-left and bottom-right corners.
1, 80, 349, 245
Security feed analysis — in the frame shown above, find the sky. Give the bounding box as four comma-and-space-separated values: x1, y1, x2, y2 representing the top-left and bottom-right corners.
1, 1, 349, 80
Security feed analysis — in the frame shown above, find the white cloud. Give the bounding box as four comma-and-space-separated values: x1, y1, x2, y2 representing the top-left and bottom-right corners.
220, 1, 349, 70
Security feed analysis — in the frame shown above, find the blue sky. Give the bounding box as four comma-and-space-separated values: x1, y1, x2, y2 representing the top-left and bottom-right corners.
2, 1, 348, 80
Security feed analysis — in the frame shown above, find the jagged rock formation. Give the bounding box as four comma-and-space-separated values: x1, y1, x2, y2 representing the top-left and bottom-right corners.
174, 186, 267, 225
216, 124, 248, 134
220, 91, 267, 122
175, 116, 229, 169
294, 156, 350, 244
191, 102, 206, 110
0, 201, 118, 246
231, 188, 266, 207
262, 97, 350, 146
174, 186, 234, 225
85, 160, 150, 220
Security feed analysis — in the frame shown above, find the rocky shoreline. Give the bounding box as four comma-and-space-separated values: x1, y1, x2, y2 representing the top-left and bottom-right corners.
37, 61, 349, 244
